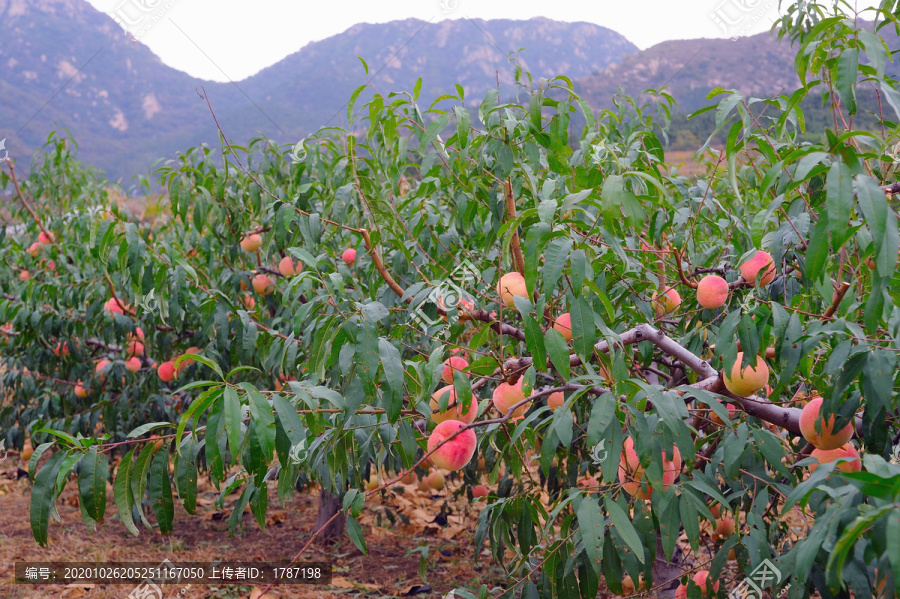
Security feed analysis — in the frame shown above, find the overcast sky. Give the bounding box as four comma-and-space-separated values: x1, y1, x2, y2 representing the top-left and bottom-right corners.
85, 0, 881, 82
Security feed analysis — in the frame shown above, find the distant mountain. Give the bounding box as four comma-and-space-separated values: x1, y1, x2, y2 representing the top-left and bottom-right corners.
230, 17, 638, 136
0, 1, 637, 183
0, 0, 235, 181
575, 25, 900, 116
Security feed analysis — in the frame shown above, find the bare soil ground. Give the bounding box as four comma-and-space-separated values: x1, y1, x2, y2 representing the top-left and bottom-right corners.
0, 453, 511, 599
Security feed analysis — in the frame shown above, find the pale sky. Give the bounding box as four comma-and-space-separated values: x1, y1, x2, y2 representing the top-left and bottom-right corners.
85, 0, 882, 82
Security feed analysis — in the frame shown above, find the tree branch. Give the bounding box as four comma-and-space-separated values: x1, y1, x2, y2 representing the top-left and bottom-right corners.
504, 179, 526, 276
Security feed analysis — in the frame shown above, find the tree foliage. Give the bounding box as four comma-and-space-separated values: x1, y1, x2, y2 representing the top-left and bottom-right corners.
2, 2, 900, 598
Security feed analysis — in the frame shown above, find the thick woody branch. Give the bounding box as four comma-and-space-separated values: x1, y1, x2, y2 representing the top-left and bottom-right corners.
361, 228, 408, 301
822, 281, 851, 320
504, 180, 526, 276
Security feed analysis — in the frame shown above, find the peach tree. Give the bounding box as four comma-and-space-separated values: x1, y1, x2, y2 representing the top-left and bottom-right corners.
2, 1, 900, 597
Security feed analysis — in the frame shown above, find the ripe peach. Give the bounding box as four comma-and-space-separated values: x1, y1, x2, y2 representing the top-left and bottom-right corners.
430, 385, 478, 424
38, 231, 54, 245
692, 570, 719, 596
651, 286, 681, 317
800, 396, 854, 450
577, 475, 600, 491
241, 294, 256, 310
441, 356, 469, 384
723, 352, 769, 397
53, 342, 70, 357
427, 419, 477, 471
809, 443, 861, 473
618, 436, 681, 499
42, 259, 55, 271
492, 379, 528, 419
450, 347, 469, 361
18, 270, 31, 281
675, 584, 687, 599
400, 472, 416, 485
127, 340, 144, 358
709, 502, 722, 519
697, 275, 729, 309
21, 441, 34, 461
240, 233, 262, 252
740, 250, 775, 287
712, 516, 736, 541
125, 357, 141, 373
622, 575, 636, 594
26, 242, 41, 256
278, 256, 302, 277
103, 297, 128, 316
547, 391, 565, 411
472, 485, 489, 499
496, 272, 528, 307
132, 327, 145, 342
158, 361, 177, 382
95, 359, 111, 380
252, 274, 275, 295
552, 313, 573, 341
425, 470, 446, 490
417, 476, 433, 492
341, 248, 356, 266
74, 384, 89, 398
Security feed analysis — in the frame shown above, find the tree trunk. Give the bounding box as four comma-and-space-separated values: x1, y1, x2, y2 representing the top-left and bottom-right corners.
313, 488, 345, 544
651, 534, 685, 599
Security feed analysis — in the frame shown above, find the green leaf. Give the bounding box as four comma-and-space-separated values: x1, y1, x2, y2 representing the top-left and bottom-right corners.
242, 384, 275, 463
273, 394, 305, 449
223, 386, 243, 463
604, 496, 645, 564
836, 47, 859, 115
113, 449, 139, 536
129, 441, 160, 528
542, 237, 572, 300
826, 160, 853, 246
148, 449, 174, 534
826, 504, 894, 587
174, 434, 200, 515
175, 350, 223, 380
570, 295, 596, 362
30, 450, 68, 546
176, 387, 222, 451
28, 442, 55, 480
378, 338, 404, 422
250, 483, 268, 531
545, 328, 571, 380
522, 314, 547, 372
126, 422, 174, 439
346, 515, 368, 554
77, 446, 108, 524
576, 496, 605, 575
